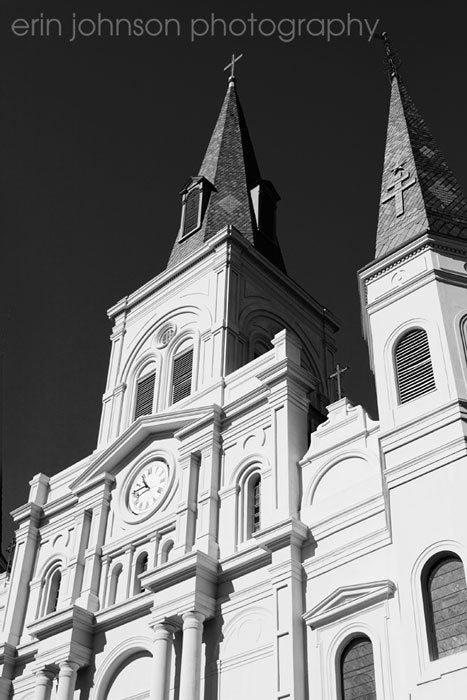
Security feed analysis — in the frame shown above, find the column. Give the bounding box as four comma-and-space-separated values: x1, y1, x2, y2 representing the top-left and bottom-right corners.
150, 622, 176, 700
178, 611, 205, 700
33, 669, 55, 700
56, 661, 79, 700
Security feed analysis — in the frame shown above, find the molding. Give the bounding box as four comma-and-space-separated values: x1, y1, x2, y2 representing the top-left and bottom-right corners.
304, 579, 396, 629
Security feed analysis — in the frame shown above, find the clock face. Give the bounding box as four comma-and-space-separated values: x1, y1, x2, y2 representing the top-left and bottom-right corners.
128, 461, 169, 515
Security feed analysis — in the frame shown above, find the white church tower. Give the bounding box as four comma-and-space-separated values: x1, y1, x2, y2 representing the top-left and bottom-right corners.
1, 41, 467, 700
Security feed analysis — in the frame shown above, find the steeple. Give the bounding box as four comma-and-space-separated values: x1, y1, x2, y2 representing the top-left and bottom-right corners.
375, 33, 467, 259
167, 68, 285, 271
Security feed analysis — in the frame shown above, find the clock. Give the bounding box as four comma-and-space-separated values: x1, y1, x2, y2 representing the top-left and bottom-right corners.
127, 460, 169, 515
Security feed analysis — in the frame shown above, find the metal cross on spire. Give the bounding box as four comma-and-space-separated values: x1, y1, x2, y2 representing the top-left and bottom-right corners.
224, 53, 243, 81
380, 32, 402, 80
329, 363, 349, 401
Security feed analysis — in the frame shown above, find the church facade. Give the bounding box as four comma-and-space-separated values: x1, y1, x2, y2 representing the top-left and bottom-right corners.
1, 40, 467, 700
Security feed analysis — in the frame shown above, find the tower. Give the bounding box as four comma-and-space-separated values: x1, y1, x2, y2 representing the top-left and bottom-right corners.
0, 66, 338, 699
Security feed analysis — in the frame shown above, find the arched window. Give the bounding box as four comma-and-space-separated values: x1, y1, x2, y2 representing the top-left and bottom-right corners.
45, 567, 62, 615
133, 552, 148, 595
160, 540, 174, 565
246, 473, 261, 538
422, 553, 467, 660
394, 328, 435, 404
108, 563, 123, 606
171, 347, 193, 404
134, 364, 156, 419
339, 635, 376, 700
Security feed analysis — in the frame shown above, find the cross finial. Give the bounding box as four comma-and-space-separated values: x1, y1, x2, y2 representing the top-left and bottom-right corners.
224, 53, 243, 82
380, 32, 402, 81
329, 363, 349, 401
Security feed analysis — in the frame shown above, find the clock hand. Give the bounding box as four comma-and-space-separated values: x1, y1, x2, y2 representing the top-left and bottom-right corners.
142, 475, 149, 488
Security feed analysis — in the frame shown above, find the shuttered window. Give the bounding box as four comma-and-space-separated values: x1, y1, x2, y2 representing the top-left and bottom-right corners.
340, 636, 376, 700
424, 555, 467, 660
252, 476, 261, 533
172, 349, 193, 404
134, 372, 156, 419
182, 188, 201, 237
395, 328, 435, 403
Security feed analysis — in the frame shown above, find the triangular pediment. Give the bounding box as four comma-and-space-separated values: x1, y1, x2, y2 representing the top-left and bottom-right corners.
70, 405, 217, 494
304, 580, 396, 629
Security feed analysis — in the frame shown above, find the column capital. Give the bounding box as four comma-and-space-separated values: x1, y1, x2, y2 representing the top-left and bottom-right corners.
58, 660, 80, 675
34, 667, 56, 683
150, 620, 177, 642
181, 610, 205, 629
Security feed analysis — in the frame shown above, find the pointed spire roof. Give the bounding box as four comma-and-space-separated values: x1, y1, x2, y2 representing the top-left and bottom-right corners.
375, 34, 467, 259
167, 74, 285, 271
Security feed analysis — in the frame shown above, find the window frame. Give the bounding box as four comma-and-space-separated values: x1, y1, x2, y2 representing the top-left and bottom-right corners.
393, 327, 436, 405
338, 634, 377, 700
421, 551, 467, 661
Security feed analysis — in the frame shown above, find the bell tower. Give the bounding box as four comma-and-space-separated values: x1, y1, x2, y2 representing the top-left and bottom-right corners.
97, 65, 338, 448
359, 34, 467, 432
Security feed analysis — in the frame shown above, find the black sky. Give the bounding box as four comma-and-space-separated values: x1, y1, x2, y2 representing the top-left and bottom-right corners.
1, 0, 467, 549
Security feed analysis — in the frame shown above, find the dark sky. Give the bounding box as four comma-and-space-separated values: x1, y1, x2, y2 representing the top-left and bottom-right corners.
1, 0, 466, 549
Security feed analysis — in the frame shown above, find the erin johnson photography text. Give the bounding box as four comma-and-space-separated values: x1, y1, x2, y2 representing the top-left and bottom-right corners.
11, 12, 381, 43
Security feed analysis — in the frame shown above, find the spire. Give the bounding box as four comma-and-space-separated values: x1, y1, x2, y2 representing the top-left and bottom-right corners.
375, 33, 467, 259
167, 66, 285, 271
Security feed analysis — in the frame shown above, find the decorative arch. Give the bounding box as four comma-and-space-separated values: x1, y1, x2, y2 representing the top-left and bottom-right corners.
239, 305, 323, 383
38, 558, 65, 618
221, 606, 274, 659
107, 562, 124, 606
233, 458, 268, 545
160, 539, 174, 565
305, 449, 380, 507
92, 636, 154, 700
133, 551, 149, 595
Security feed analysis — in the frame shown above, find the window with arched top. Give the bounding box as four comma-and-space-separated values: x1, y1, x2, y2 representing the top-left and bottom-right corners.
160, 540, 174, 565
44, 567, 62, 615
422, 553, 467, 660
171, 346, 193, 404
133, 552, 149, 595
247, 473, 261, 538
108, 563, 123, 606
339, 635, 376, 700
134, 363, 157, 419
394, 328, 435, 404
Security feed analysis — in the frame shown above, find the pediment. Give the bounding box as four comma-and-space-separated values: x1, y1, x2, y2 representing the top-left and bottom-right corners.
303, 579, 396, 629
70, 405, 216, 494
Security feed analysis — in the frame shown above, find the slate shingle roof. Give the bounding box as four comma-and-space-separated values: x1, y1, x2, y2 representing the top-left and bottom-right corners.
167, 78, 285, 271
376, 76, 467, 258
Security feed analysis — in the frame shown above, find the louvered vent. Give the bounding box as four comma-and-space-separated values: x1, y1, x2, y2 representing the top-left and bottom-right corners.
172, 349, 193, 404
134, 372, 156, 419
395, 329, 435, 404
182, 188, 201, 237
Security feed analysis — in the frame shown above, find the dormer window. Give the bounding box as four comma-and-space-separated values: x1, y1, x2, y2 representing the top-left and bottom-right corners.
179, 177, 212, 239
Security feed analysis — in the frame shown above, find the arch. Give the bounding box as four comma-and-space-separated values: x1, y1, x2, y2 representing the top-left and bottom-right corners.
305, 449, 380, 507
160, 539, 174, 565
92, 636, 154, 700
421, 551, 467, 660
108, 563, 123, 606
234, 460, 265, 545
338, 634, 376, 700
239, 306, 323, 384
394, 327, 435, 403
45, 567, 62, 615
133, 551, 149, 595
38, 559, 64, 617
